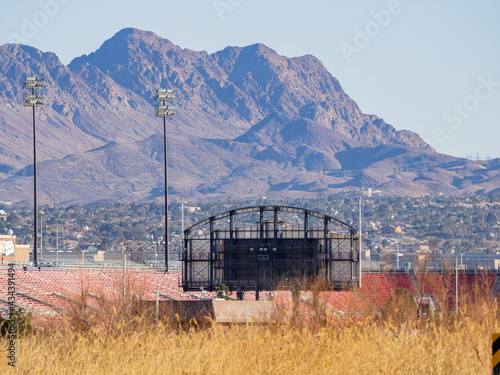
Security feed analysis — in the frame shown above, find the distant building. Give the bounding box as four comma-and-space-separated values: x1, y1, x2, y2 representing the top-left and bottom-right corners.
440, 254, 500, 271
381, 224, 403, 236
0, 210, 7, 221
365, 188, 382, 197
94, 250, 106, 261
0, 234, 29, 264
419, 245, 430, 252
361, 248, 370, 261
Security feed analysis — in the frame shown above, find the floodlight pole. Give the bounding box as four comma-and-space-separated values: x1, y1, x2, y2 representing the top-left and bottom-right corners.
123, 247, 126, 305
456, 257, 458, 314
32, 89, 38, 268
359, 197, 362, 287
155, 89, 175, 273
396, 240, 399, 270
163, 110, 168, 272
156, 284, 159, 327
154, 239, 158, 269
24, 77, 45, 268
181, 197, 184, 240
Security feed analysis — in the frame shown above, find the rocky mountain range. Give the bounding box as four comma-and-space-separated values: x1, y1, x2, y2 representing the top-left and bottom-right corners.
0, 28, 499, 205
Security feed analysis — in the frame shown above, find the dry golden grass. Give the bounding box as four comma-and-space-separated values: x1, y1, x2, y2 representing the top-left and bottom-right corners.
2, 273, 498, 374
1, 301, 497, 375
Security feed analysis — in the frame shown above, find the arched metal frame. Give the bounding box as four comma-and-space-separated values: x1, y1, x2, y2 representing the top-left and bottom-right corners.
182, 206, 360, 299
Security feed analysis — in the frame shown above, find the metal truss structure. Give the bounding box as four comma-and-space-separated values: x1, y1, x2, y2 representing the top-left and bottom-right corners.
182, 206, 360, 299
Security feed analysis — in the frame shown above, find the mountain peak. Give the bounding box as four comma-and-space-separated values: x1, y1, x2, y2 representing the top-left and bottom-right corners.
108, 27, 174, 47
0, 43, 62, 70
69, 28, 176, 72
244, 43, 277, 56
70, 28, 431, 151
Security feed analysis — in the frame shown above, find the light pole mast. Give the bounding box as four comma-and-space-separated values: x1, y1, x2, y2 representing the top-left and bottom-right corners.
40, 214, 43, 261
181, 197, 184, 238
24, 77, 45, 268
456, 257, 458, 314
181, 198, 186, 262
155, 89, 174, 272
396, 240, 399, 270
56, 225, 59, 265
359, 196, 362, 287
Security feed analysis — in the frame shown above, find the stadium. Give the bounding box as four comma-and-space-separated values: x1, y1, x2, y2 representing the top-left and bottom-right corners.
1, 205, 499, 325
1, 265, 499, 325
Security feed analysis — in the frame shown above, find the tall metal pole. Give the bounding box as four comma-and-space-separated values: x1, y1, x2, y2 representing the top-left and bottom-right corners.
359, 197, 362, 287
123, 248, 126, 305
25, 78, 45, 267
396, 240, 399, 270
40, 214, 43, 262
156, 284, 159, 327
163, 110, 169, 273
456, 257, 458, 314
32, 93, 38, 267
155, 88, 174, 273
181, 197, 184, 241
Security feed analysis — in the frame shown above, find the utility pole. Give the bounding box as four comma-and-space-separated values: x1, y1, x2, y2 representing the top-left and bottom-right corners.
123, 247, 126, 305
181, 197, 185, 260
396, 240, 399, 270
156, 284, 159, 327
359, 197, 362, 287
456, 257, 458, 314
40, 214, 43, 262
181, 198, 184, 236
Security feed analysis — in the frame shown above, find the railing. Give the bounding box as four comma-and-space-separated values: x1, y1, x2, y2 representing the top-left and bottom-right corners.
0, 261, 181, 272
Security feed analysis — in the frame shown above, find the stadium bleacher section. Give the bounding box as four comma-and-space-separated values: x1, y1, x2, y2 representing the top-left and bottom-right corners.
1, 267, 499, 323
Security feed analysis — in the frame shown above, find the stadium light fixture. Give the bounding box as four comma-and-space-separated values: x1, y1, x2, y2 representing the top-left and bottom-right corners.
24, 77, 45, 90
24, 76, 45, 268
155, 105, 174, 118
24, 94, 45, 107
155, 88, 175, 272
156, 89, 175, 101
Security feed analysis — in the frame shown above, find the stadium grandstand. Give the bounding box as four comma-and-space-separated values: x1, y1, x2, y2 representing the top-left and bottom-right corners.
3, 265, 500, 326
2, 205, 500, 326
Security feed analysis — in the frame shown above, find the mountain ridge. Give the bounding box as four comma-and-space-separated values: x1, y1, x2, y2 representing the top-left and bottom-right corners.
0, 27, 498, 205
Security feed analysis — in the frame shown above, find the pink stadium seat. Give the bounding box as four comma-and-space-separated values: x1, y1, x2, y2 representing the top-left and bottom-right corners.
1, 267, 498, 325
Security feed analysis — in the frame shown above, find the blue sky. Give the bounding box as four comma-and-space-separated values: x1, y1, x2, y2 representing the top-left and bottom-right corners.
1, 0, 499, 159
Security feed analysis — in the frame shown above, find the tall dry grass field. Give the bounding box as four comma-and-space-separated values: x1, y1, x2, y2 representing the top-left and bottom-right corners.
1, 307, 497, 374
1, 274, 499, 374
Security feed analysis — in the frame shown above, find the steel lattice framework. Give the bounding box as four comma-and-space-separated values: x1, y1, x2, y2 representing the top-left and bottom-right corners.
182, 205, 360, 299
